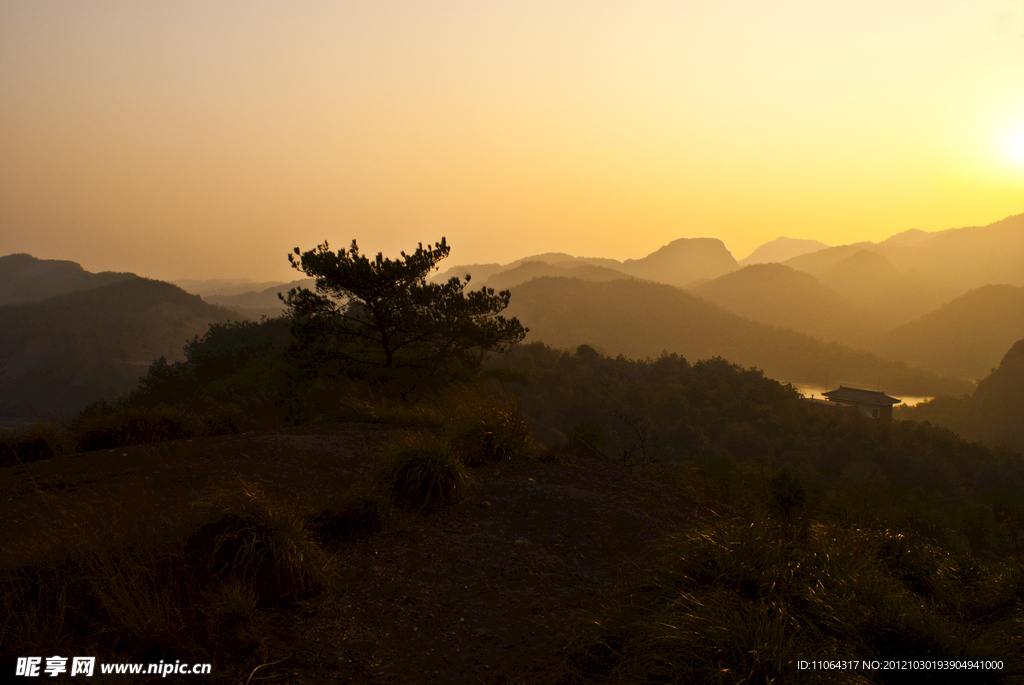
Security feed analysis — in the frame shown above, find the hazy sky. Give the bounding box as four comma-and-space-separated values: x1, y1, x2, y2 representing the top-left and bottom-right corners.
2, 1, 1023, 281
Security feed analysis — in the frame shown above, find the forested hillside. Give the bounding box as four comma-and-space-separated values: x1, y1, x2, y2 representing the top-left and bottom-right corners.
0, 277, 235, 419
502, 276, 972, 396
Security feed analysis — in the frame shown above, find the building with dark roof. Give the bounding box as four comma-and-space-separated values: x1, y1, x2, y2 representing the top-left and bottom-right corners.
822, 386, 901, 421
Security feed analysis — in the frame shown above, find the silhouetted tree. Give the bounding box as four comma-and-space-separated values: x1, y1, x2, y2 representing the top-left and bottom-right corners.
282, 238, 527, 374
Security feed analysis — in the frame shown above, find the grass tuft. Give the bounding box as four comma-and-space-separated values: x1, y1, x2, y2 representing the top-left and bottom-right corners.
375, 432, 474, 511
186, 479, 335, 599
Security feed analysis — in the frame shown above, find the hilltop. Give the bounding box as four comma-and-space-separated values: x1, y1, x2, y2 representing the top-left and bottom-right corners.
0, 253, 135, 305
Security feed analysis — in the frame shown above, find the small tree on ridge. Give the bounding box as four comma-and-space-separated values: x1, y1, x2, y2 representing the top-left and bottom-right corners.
281, 237, 527, 375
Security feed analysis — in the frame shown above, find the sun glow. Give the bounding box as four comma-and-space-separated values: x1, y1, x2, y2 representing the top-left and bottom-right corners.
1009, 130, 1024, 166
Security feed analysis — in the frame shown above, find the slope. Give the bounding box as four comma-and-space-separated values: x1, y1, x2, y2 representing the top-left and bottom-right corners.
874, 285, 1024, 380
692, 263, 879, 345
739, 237, 830, 266
0, 277, 236, 418
502, 276, 971, 396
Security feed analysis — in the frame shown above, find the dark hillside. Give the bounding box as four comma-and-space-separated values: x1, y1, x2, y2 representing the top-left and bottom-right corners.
503, 276, 972, 396
0, 253, 135, 305
0, 277, 236, 418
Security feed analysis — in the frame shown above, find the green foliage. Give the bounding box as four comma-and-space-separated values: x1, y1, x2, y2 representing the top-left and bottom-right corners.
563, 517, 1024, 684
282, 238, 527, 379
375, 432, 474, 511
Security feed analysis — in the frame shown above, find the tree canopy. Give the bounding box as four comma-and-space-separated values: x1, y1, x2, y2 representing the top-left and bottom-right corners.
281, 238, 527, 375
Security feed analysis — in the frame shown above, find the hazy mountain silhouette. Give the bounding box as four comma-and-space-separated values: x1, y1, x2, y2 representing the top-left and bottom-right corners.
781, 242, 875, 276
204, 279, 314, 320
0, 277, 235, 419
480, 261, 634, 291
174, 278, 289, 298
802, 249, 953, 326
874, 213, 1024, 293
431, 263, 506, 284
502, 276, 971, 396
692, 263, 879, 345
434, 253, 626, 285
619, 237, 737, 287
874, 285, 1024, 380
0, 253, 135, 306
739, 237, 830, 266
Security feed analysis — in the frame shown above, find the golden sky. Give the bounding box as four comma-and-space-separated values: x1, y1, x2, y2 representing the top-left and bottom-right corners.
2, 1, 1023, 281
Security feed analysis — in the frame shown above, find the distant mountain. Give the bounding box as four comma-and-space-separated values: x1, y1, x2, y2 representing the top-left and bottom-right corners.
205, 279, 314, 320
739, 237, 830, 266
481, 261, 633, 291
873, 285, 1024, 380
0, 253, 135, 305
875, 213, 1024, 293
502, 276, 971, 397
619, 238, 737, 287
0, 277, 235, 418
802, 249, 954, 326
692, 264, 879, 345
432, 263, 507, 284
174, 278, 289, 298
782, 242, 876, 276
433, 253, 626, 285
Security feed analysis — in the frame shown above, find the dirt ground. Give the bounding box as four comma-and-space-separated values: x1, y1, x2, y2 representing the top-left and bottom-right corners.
0, 423, 702, 684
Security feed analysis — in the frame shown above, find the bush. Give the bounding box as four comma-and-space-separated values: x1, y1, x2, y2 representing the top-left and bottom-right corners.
453, 392, 535, 466
68, 403, 204, 453
0, 423, 66, 465
376, 433, 473, 511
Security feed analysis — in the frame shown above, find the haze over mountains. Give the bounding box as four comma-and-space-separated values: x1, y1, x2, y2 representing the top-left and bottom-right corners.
1, 211, 1021, 418
436, 212, 1024, 385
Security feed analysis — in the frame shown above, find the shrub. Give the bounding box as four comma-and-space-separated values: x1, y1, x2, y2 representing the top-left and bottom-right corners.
68, 403, 204, 453
0, 423, 66, 465
375, 432, 473, 511
453, 393, 535, 466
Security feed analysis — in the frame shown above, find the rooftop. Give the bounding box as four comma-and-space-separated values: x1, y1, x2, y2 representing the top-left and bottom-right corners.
823, 386, 901, 406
